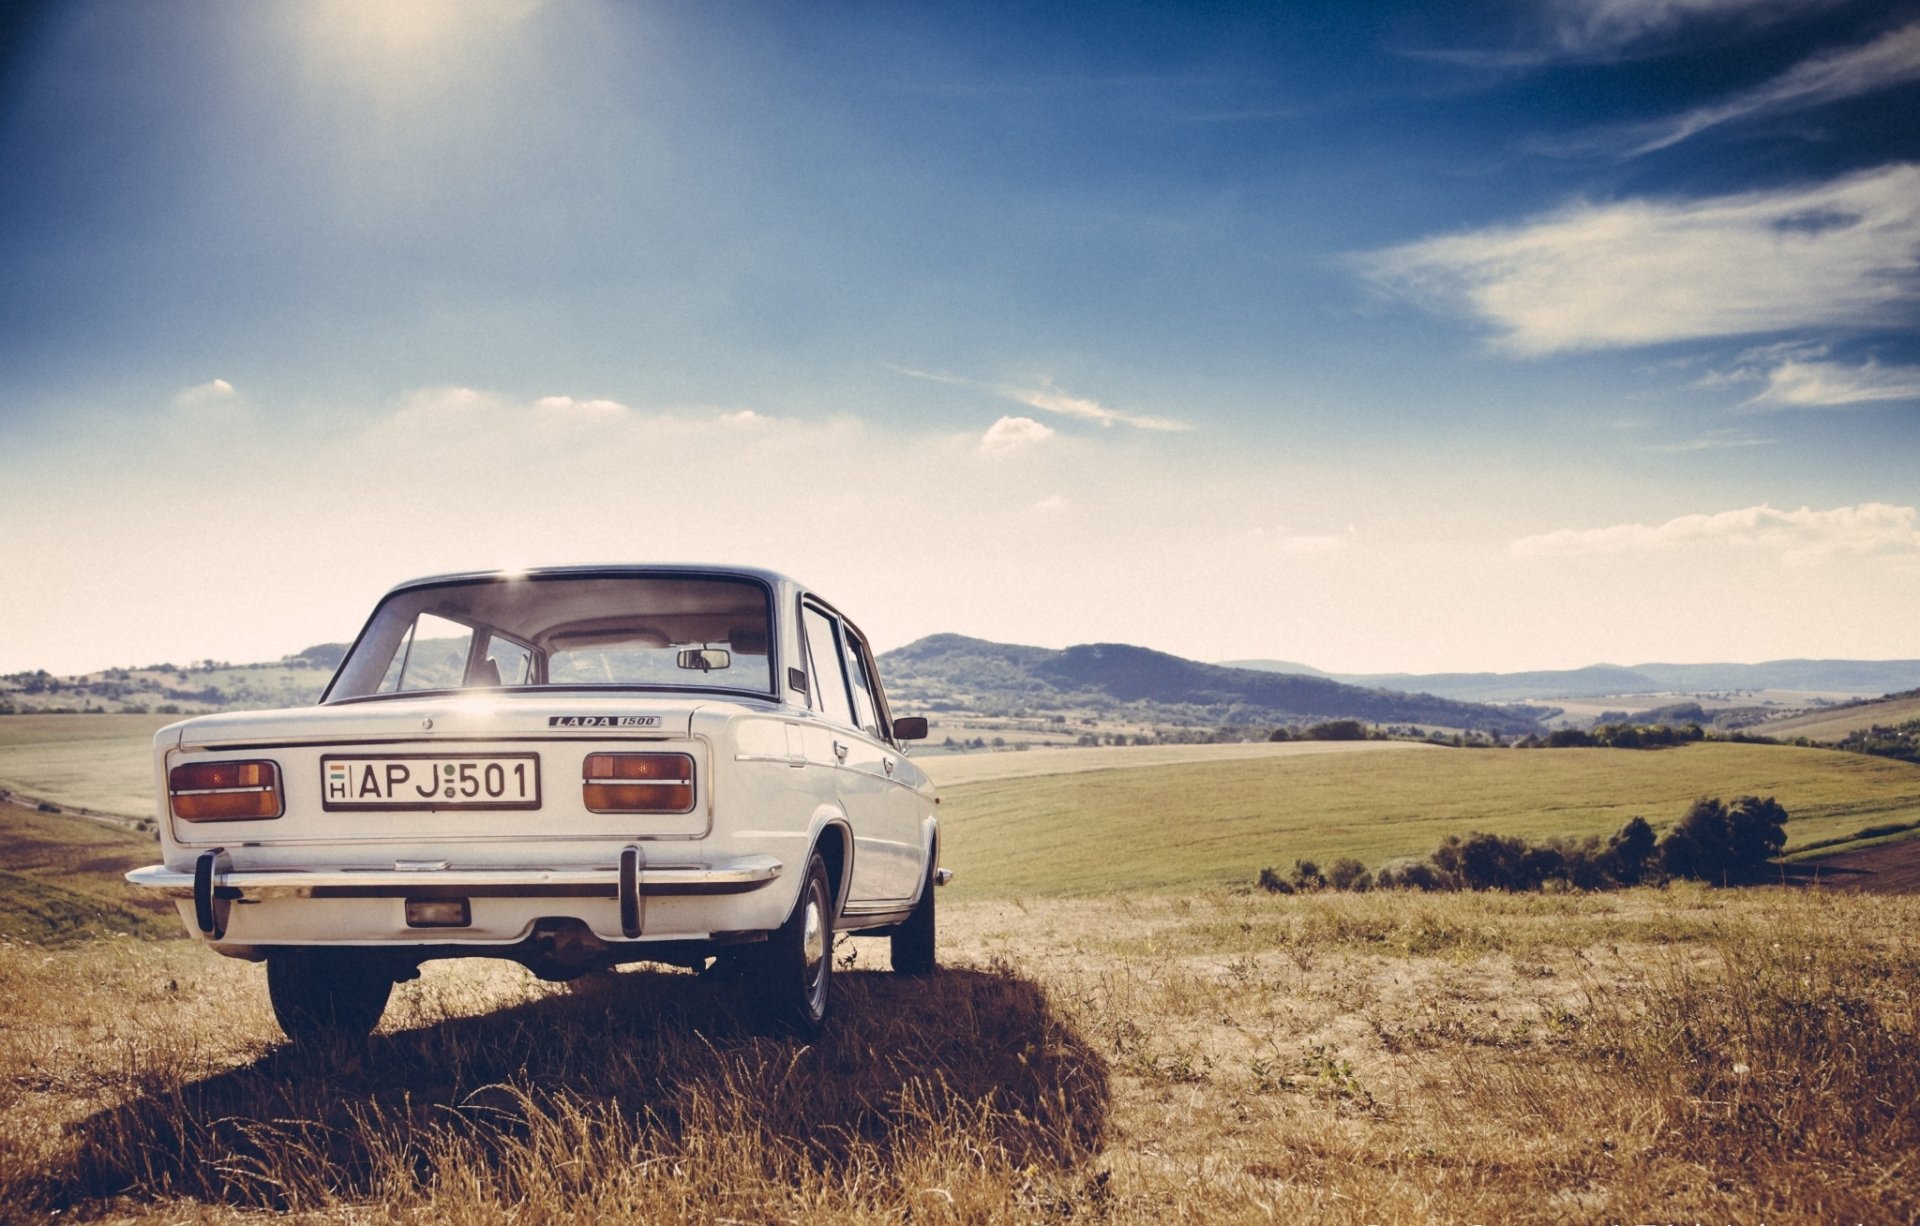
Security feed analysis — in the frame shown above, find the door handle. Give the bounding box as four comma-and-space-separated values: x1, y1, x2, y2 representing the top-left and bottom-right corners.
832, 740, 849, 761
882, 757, 895, 776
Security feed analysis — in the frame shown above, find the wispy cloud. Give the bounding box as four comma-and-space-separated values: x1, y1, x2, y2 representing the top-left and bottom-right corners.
1566, 21, 1920, 155
979, 415, 1055, 452
1411, 0, 1818, 68
1365, 164, 1920, 354
1512, 502, 1920, 560
1642, 428, 1776, 452
896, 367, 1192, 432
1747, 356, 1920, 408
1539, 0, 1824, 59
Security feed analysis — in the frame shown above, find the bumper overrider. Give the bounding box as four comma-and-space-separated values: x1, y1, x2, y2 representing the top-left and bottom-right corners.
127, 848, 783, 941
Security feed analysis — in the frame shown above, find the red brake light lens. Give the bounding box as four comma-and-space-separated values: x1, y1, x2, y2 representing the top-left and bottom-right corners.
582, 753, 695, 814
169, 759, 284, 821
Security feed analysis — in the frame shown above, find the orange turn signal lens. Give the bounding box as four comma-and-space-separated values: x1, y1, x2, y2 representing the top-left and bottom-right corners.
582, 752, 695, 813
169, 759, 284, 821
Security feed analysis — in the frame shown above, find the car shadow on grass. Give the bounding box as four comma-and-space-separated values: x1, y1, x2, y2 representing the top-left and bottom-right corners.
38, 961, 1109, 1216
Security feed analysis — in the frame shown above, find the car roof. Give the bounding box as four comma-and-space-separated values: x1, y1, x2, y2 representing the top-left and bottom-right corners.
379, 564, 807, 599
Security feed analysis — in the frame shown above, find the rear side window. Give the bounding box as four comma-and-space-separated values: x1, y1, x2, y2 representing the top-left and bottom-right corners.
378, 614, 473, 693
842, 631, 880, 738
801, 606, 856, 727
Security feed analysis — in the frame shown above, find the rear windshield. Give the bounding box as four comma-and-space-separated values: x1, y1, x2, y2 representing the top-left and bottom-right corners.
325, 574, 774, 702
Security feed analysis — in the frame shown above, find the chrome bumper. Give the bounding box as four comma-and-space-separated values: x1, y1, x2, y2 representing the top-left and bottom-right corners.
127, 848, 783, 940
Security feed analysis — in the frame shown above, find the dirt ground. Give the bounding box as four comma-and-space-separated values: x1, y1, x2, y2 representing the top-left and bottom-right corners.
1791, 835, 1920, 892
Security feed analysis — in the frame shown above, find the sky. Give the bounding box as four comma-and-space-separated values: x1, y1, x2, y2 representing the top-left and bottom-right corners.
1, 0, 1916, 676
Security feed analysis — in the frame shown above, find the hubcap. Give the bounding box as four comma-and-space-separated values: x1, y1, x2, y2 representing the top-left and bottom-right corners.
801, 884, 827, 1014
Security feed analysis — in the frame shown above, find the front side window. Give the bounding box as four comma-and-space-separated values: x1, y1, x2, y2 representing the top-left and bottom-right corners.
327, 574, 773, 702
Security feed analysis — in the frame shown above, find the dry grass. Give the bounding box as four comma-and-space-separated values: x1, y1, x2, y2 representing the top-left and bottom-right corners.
1, 885, 1914, 1223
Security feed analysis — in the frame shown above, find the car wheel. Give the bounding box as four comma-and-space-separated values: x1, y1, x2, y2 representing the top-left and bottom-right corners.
753, 851, 832, 1036
266, 948, 393, 1043
891, 858, 938, 976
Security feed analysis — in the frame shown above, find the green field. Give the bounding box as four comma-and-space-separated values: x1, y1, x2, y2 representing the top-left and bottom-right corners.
939, 741, 1920, 896
0, 714, 176, 818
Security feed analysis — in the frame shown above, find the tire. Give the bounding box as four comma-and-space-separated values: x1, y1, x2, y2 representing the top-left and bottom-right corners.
266, 948, 394, 1043
753, 851, 832, 1036
891, 857, 937, 976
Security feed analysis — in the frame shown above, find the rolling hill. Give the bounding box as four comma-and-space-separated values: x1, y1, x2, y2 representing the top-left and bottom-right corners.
880, 635, 1545, 735
1221, 657, 1920, 701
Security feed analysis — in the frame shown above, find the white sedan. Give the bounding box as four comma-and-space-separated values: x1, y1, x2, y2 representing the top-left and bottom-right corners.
129, 565, 947, 1041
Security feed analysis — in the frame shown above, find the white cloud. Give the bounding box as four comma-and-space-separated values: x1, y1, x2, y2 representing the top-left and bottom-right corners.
896, 366, 1192, 432
1512, 502, 1920, 560
979, 415, 1055, 452
1610, 21, 1920, 155
1367, 164, 1920, 354
172, 378, 236, 408
536, 394, 629, 416
1746, 356, 1920, 408
1034, 493, 1068, 511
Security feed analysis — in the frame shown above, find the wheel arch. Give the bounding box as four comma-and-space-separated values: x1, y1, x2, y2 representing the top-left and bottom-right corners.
810, 817, 853, 917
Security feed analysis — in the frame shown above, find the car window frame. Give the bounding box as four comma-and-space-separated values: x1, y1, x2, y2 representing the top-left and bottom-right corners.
796, 594, 900, 747
322, 569, 781, 705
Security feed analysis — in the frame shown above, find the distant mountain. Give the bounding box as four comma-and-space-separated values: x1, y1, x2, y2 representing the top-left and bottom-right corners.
881, 635, 1544, 735
1217, 658, 1329, 678
1220, 658, 1920, 702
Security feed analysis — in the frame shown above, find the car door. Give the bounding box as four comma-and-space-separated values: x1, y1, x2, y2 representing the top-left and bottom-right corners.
799, 602, 921, 905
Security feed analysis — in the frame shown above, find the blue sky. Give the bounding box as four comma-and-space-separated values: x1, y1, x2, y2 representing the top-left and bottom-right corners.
2, 0, 1916, 675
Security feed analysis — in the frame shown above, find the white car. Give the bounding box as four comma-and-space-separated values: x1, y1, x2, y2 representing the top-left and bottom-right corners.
128, 565, 946, 1041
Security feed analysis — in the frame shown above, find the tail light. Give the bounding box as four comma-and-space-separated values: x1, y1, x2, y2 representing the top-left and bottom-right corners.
169, 759, 284, 821
582, 753, 694, 813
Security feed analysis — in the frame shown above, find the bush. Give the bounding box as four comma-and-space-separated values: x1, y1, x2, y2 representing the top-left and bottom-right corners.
1304, 719, 1367, 741
1433, 832, 1540, 891
1325, 857, 1372, 892
1256, 866, 1292, 894
1373, 858, 1451, 891
1658, 795, 1789, 883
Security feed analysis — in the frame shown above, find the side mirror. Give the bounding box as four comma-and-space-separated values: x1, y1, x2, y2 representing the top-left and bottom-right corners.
892, 716, 928, 741
677, 648, 731, 672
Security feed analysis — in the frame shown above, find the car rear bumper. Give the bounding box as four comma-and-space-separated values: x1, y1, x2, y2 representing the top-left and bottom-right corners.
127, 848, 785, 945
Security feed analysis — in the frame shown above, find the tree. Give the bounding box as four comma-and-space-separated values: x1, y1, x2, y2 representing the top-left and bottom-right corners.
1604, 816, 1658, 885
1659, 795, 1790, 882
1727, 795, 1789, 868
1660, 797, 1730, 881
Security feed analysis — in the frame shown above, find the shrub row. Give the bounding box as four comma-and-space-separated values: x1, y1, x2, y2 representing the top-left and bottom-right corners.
1259, 795, 1790, 894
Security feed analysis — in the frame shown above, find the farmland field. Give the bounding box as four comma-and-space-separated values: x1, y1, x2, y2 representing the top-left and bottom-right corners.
1757, 692, 1920, 741
1, 718, 1918, 1222
0, 714, 176, 818
938, 741, 1920, 896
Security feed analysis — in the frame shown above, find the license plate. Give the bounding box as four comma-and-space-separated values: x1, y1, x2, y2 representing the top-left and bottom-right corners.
321, 754, 541, 810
